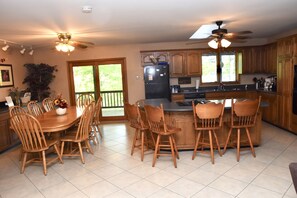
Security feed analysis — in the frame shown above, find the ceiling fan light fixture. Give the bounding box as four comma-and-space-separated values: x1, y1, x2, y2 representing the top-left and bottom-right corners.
221, 38, 231, 48
208, 39, 218, 49
2, 41, 9, 51
20, 46, 26, 54
55, 43, 75, 53
29, 49, 34, 55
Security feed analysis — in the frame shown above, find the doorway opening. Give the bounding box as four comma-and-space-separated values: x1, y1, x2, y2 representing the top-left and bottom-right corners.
68, 58, 128, 121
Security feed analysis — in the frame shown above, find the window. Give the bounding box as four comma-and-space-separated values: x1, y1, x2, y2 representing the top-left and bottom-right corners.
201, 52, 238, 83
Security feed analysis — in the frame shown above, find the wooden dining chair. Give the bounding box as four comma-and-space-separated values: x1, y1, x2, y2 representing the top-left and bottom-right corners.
90, 97, 103, 145
42, 97, 55, 112
9, 105, 27, 117
76, 93, 95, 108
223, 96, 261, 161
27, 101, 44, 117
144, 104, 180, 168
192, 100, 225, 164
125, 102, 155, 161
10, 113, 63, 175
60, 102, 95, 164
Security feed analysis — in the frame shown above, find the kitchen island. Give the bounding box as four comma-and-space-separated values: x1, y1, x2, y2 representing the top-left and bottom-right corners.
140, 98, 264, 150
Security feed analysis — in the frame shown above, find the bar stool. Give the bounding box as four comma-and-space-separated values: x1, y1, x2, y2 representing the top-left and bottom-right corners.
125, 103, 155, 161
144, 104, 180, 168
223, 97, 261, 161
192, 100, 225, 164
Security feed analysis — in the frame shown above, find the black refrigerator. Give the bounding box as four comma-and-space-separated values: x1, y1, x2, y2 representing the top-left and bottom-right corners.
144, 64, 171, 100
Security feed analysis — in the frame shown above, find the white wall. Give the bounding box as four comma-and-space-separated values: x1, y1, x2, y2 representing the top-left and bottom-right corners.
0, 49, 33, 102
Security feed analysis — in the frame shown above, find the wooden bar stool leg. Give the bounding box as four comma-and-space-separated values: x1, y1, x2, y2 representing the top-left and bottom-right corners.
213, 131, 222, 157
169, 135, 177, 168
237, 129, 241, 162
141, 131, 145, 161
131, 129, 139, 156
149, 130, 156, 147
152, 134, 160, 167
245, 128, 256, 157
209, 130, 214, 164
171, 135, 179, 160
223, 128, 232, 154
21, 152, 27, 174
192, 131, 201, 160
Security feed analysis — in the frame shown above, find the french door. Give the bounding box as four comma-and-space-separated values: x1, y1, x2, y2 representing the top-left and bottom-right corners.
68, 58, 128, 121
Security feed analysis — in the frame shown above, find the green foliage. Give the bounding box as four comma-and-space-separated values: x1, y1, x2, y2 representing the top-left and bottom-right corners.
73, 66, 94, 92
99, 64, 122, 91
23, 63, 57, 101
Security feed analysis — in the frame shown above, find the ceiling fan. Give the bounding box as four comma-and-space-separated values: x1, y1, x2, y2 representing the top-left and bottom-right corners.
188, 21, 252, 48
55, 33, 94, 53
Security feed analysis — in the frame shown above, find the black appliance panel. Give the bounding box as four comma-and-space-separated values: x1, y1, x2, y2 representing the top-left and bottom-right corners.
144, 64, 170, 100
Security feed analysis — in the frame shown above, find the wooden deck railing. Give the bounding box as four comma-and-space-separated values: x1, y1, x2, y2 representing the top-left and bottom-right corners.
75, 90, 124, 108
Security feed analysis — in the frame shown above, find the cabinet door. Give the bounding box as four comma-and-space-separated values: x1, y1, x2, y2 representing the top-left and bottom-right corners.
169, 51, 186, 77
186, 51, 201, 76
141, 52, 154, 66
266, 43, 277, 74
155, 52, 169, 63
260, 92, 277, 124
0, 113, 11, 151
242, 48, 254, 74
277, 57, 293, 96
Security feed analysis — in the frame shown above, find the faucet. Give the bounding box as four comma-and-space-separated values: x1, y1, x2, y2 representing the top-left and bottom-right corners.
218, 83, 224, 91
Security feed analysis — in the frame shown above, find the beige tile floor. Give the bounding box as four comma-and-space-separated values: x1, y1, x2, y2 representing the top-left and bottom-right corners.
0, 121, 297, 198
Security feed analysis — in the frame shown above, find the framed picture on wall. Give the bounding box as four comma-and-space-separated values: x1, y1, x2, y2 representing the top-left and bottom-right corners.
0, 64, 14, 87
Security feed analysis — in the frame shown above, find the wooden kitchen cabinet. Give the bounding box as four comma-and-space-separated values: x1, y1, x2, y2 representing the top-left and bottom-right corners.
0, 111, 19, 153
171, 94, 185, 102
169, 50, 202, 77
277, 35, 297, 58
265, 43, 277, 74
185, 51, 202, 76
276, 55, 294, 129
258, 92, 277, 124
205, 91, 256, 100
141, 51, 169, 66
169, 51, 186, 77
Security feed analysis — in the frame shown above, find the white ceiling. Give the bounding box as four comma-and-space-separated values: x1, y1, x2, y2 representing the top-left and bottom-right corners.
1, 0, 297, 50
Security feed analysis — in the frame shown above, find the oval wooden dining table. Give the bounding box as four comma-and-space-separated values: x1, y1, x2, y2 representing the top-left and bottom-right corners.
36, 106, 84, 132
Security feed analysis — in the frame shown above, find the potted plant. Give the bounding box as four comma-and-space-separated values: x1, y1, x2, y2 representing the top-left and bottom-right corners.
23, 63, 57, 101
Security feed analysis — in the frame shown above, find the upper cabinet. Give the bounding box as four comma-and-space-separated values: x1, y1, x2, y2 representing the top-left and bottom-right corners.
277, 35, 297, 58
141, 51, 169, 66
169, 51, 186, 77
168, 50, 202, 77
241, 43, 277, 74
185, 51, 202, 76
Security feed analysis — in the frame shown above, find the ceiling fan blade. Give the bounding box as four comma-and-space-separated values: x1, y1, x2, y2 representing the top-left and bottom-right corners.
74, 40, 95, 45
224, 34, 251, 39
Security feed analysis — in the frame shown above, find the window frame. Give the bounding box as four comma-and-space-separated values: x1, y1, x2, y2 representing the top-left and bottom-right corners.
201, 50, 241, 85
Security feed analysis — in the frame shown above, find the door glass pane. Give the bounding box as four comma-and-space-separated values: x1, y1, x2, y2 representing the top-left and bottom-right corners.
99, 64, 124, 117
73, 66, 95, 99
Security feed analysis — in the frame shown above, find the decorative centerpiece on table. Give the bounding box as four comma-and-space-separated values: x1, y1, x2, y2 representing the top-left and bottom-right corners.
54, 95, 68, 115
8, 87, 26, 106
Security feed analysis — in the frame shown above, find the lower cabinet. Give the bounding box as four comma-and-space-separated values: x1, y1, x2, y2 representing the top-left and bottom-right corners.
0, 111, 20, 153
258, 92, 278, 124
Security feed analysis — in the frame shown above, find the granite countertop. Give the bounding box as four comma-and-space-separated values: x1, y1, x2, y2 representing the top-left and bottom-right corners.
142, 98, 268, 112
172, 85, 276, 95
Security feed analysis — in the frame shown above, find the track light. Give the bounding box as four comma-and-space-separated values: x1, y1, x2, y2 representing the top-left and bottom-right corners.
2, 41, 9, 51
20, 46, 26, 54
29, 49, 34, 55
